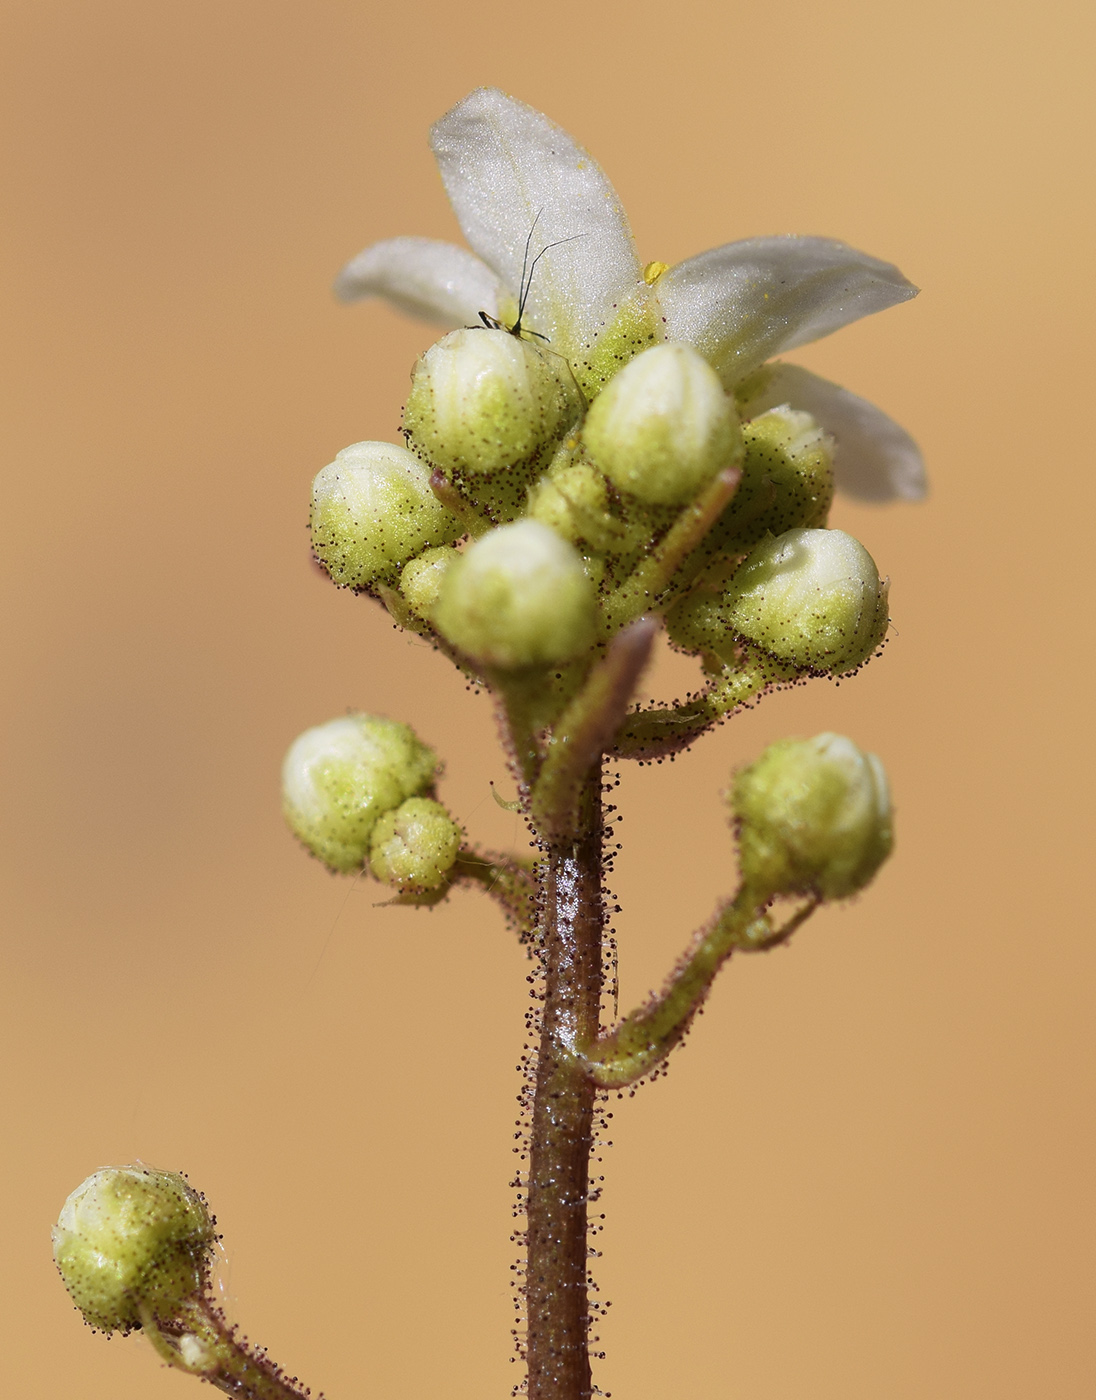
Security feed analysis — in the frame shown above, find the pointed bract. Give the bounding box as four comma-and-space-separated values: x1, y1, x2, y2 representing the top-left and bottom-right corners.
740, 362, 926, 502
656, 236, 918, 387
429, 88, 643, 359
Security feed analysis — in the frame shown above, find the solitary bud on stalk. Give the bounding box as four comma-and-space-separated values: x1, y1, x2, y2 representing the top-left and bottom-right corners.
582, 342, 742, 505
52, 1166, 214, 1334
311, 440, 462, 590
433, 519, 596, 669
732, 732, 893, 899
282, 713, 438, 872
369, 795, 462, 891
726, 527, 889, 673
403, 327, 578, 476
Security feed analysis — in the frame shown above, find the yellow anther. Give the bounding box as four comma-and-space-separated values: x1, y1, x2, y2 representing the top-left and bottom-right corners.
642, 260, 670, 285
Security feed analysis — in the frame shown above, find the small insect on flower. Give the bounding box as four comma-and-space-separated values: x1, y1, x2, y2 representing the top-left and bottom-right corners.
477, 210, 586, 342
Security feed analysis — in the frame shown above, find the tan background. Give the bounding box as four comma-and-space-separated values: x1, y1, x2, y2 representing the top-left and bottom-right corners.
2, 1, 1092, 1396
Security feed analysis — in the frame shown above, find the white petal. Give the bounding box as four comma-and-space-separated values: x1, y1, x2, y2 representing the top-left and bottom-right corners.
429, 88, 643, 359
333, 236, 506, 327
656, 237, 918, 386
740, 363, 926, 502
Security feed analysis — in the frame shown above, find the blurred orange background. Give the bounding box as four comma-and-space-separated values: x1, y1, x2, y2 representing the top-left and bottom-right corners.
2, 1, 1092, 1397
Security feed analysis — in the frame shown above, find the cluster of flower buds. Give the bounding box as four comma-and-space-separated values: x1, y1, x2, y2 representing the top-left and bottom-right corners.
305, 329, 888, 686
285, 315, 896, 876
282, 713, 461, 887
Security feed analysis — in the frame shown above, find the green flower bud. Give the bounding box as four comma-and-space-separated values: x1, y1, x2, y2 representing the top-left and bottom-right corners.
582, 342, 742, 506
282, 714, 437, 872
527, 456, 611, 546
433, 519, 596, 669
369, 796, 462, 891
399, 545, 461, 621
731, 733, 893, 899
52, 1166, 214, 1333
725, 527, 888, 674
403, 328, 578, 476
708, 406, 834, 554
311, 441, 462, 590
663, 572, 737, 661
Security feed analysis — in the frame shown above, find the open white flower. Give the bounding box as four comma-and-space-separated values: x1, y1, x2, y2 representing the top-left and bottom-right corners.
336, 88, 924, 503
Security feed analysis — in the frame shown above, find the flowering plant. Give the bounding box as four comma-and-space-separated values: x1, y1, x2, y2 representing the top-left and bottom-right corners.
53, 87, 921, 1400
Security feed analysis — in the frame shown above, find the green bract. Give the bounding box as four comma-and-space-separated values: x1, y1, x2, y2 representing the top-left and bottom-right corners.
582, 342, 741, 505
403, 327, 579, 477
726, 527, 888, 674
369, 796, 462, 891
310, 440, 463, 591
433, 519, 596, 669
52, 1166, 214, 1334
731, 732, 893, 899
282, 714, 438, 872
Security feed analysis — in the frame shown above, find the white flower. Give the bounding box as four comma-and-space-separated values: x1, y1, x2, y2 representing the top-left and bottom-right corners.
335, 87, 924, 503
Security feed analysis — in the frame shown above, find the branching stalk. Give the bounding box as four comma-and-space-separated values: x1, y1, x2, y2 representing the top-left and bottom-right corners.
579, 889, 821, 1088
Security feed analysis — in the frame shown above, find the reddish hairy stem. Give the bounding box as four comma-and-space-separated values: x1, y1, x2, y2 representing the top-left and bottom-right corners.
525, 769, 604, 1400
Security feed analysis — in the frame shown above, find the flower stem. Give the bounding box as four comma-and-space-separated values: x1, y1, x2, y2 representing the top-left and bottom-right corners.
138, 1296, 318, 1400
580, 889, 820, 1087
525, 766, 605, 1400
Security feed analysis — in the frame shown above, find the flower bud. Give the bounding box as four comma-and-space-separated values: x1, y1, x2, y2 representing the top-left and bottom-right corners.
731, 733, 893, 899
369, 796, 462, 891
708, 406, 834, 554
52, 1166, 214, 1333
527, 457, 610, 547
725, 527, 888, 674
282, 714, 438, 872
582, 342, 741, 506
311, 441, 462, 590
433, 519, 596, 669
399, 545, 461, 621
403, 328, 577, 476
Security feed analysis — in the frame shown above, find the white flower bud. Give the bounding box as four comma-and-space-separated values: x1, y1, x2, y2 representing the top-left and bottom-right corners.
582, 342, 742, 505
433, 519, 596, 669
369, 796, 462, 891
731, 733, 893, 899
311, 441, 462, 590
282, 714, 438, 872
52, 1166, 215, 1334
403, 328, 577, 476
726, 527, 888, 674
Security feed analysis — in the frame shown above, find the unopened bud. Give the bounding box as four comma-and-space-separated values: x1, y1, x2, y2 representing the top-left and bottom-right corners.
709, 405, 834, 553
433, 519, 596, 669
731, 733, 893, 899
403, 328, 577, 476
582, 342, 741, 505
52, 1166, 214, 1334
726, 527, 888, 674
282, 714, 438, 872
400, 545, 461, 621
311, 441, 462, 590
369, 796, 462, 891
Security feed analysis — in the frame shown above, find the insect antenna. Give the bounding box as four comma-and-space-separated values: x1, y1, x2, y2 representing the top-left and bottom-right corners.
471, 213, 588, 341
509, 212, 588, 341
